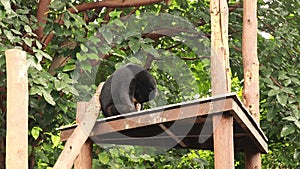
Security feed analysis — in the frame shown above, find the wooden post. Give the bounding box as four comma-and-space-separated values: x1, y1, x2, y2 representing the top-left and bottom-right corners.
210, 0, 231, 95
210, 0, 233, 168
213, 113, 234, 169
242, 0, 261, 168
74, 139, 93, 169
5, 49, 28, 169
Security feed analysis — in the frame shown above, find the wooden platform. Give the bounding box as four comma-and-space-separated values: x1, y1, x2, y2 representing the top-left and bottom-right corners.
60, 93, 268, 153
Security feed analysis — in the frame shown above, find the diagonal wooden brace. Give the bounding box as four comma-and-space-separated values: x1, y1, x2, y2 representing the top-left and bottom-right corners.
53, 83, 104, 169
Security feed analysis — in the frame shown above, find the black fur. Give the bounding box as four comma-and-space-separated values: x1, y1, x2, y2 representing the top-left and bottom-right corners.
100, 63, 157, 117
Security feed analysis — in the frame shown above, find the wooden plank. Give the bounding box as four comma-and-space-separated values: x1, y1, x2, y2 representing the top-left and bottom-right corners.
54, 125, 91, 169
92, 134, 213, 149
5, 49, 28, 169
76, 102, 88, 123
53, 83, 103, 169
74, 139, 93, 169
213, 113, 234, 169
231, 101, 268, 153
91, 99, 233, 136
158, 124, 187, 147
74, 103, 92, 169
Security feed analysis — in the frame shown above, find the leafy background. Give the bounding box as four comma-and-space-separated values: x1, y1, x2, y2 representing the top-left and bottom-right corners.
0, 0, 299, 168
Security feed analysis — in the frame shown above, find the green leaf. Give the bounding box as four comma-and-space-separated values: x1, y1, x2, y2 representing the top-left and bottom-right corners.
281, 125, 296, 137
267, 107, 276, 121
144, 47, 160, 57
36, 41, 43, 49
33, 76, 47, 87
283, 79, 291, 86
294, 121, 300, 129
80, 61, 92, 72
24, 25, 32, 33
86, 53, 99, 60
63, 64, 76, 72
57, 73, 69, 80
99, 44, 111, 54
51, 135, 60, 147
276, 93, 288, 106
31, 127, 42, 140
102, 30, 114, 44
4, 30, 14, 41
54, 80, 67, 91
98, 152, 110, 164
291, 77, 300, 84
109, 10, 122, 18
29, 86, 42, 96
128, 57, 142, 65
281, 87, 294, 95
1, 0, 12, 13
80, 44, 88, 53
112, 19, 126, 28
23, 38, 32, 47
16, 9, 29, 14
278, 71, 288, 80
268, 89, 279, 96
128, 39, 140, 53
42, 89, 56, 106
283, 116, 297, 122
11, 29, 22, 35
40, 51, 52, 61
76, 53, 87, 62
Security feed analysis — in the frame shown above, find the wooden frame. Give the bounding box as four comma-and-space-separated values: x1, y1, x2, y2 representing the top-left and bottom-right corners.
59, 93, 268, 167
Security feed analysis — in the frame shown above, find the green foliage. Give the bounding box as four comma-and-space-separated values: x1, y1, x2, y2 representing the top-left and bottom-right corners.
0, 0, 299, 168
257, 1, 300, 167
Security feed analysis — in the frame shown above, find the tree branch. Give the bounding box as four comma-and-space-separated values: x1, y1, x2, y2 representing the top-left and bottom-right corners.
42, 0, 165, 48
35, 0, 51, 40
269, 75, 283, 89
68, 0, 164, 14
45, 0, 166, 75
229, 2, 242, 12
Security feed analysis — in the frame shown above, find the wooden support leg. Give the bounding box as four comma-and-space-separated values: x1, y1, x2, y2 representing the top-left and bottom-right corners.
74, 139, 93, 169
245, 149, 261, 169
213, 113, 234, 169
5, 49, 28, 169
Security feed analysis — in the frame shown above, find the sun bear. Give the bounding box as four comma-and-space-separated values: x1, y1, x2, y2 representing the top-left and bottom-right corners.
100, 63, 157, 117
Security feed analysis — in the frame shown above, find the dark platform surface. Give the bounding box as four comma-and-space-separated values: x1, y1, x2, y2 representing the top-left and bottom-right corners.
60, 93, 268, 153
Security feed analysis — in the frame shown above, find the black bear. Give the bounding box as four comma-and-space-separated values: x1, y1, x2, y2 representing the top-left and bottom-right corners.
100, 63, 157, 117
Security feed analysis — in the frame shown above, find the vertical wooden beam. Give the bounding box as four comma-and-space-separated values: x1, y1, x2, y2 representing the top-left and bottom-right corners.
74, 139, 93, 169
213, 113, 234, 169
210, 0, 233, 168
242, 0, 261, 168
210, 0, 231, 95
5, 49, 28, 169
242, 0, 259, 123
245, 148, 261, 169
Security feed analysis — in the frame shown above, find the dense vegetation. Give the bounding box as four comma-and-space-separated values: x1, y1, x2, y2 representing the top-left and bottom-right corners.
0, 0, 299, 168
